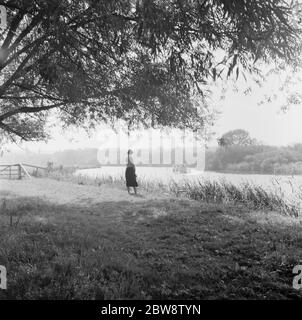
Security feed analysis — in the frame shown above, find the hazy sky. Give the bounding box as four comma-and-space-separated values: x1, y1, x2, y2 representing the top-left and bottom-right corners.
9, 68, 302, 153
213, 86, 302, 146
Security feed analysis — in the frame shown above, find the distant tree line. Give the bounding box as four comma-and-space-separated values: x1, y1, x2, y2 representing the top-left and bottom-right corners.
3, 128, 302, 175
206, 129, 302, 175
0, 148, 99, 168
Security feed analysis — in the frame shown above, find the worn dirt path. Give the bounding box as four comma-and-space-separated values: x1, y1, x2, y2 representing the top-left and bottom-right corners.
0, 178, 169, 207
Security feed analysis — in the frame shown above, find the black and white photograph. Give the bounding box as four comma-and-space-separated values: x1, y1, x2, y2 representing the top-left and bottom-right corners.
1, 0, 302, 308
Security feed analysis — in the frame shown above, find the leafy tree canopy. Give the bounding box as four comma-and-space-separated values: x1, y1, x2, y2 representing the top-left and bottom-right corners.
218, 129, 258, 147
0, 0, 301, 142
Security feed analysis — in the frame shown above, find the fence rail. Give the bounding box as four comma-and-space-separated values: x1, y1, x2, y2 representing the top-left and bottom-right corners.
0, 163, 47, 180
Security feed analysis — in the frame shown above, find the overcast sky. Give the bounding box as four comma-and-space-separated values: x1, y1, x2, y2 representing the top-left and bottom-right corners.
213, 85, 302, 146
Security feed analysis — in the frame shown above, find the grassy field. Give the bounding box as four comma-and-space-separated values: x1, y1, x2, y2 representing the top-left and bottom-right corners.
1, 178, 302, 299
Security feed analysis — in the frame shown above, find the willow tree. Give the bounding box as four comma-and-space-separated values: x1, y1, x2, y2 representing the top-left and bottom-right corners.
0, 0, 300, 142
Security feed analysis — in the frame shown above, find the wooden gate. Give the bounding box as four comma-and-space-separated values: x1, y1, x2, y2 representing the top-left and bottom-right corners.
0, 164, 46, 179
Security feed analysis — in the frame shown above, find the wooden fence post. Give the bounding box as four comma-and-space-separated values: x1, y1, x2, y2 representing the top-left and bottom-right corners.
20, 164, 32, 179
18, 164, 22, 180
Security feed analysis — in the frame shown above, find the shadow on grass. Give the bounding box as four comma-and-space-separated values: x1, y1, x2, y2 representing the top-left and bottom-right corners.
1, 192, 302, 299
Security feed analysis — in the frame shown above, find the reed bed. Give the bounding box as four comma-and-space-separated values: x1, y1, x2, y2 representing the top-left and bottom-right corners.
42, 167, 301, 217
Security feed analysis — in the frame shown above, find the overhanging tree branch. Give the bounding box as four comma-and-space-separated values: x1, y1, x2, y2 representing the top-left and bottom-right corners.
0, 0, 300, 142
0, 102, 67, 122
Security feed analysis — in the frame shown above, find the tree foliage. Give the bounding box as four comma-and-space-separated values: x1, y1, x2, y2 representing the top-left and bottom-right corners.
206, 143, 302, 174
218, 129, 257, 147
0, 0, 301, 142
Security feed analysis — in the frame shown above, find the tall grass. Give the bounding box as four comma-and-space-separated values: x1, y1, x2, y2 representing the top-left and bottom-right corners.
170, 179, 301, 217
39, 166, 301, 217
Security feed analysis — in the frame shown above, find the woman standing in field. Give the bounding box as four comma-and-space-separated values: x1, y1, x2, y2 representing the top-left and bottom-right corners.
125, 149, 138, 195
